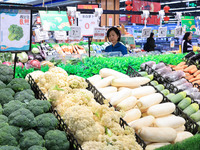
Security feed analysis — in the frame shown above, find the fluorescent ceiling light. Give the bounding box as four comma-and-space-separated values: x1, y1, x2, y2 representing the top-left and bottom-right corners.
161, 1, 181, 5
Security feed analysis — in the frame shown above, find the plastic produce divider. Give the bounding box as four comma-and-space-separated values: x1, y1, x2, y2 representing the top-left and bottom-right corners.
85, 79, 147, 149
27, 75, 82, 150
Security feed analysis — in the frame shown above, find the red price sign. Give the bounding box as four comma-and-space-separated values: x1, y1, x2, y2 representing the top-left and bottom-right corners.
93, 27, 106, 40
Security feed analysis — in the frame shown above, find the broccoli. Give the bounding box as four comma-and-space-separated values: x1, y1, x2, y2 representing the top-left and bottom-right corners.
27, 100, 51, 116
44, 130, 70, 150
0, 131, 18, 146
0, 115, 8, 123
0, 124, 20, 141
7, 78, 31, 92
0, 88, 15, 105
0, 65, 13, 84
14, 90, 35, 103
0, 81, 6, 90
3, 100, 26, 116
8, 24, 24, 41
15, 89, 35, 97
35, 113, 59, 136
19, 129, 45, 150
0, 104, 2, 115
28, 145, 47, 150
0, 146, 20, 150
0, 122, 8, 128
8, 108, 36, 129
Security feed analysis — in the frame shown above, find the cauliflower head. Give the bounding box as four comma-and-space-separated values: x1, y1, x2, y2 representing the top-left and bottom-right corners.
67, 75, 88, 89
48, 67, 68, 75
25, 71, 44, 83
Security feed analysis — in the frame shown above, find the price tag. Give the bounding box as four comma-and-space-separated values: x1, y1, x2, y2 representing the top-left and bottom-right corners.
142, 27, 152, 38
69, 26, 82, 40
93, 27, 106, 39
170, 41, 175, 48
54, 31, 67, 40
35, 28, 49, 42
175, 27, 182, 37
158, 27, 167, 37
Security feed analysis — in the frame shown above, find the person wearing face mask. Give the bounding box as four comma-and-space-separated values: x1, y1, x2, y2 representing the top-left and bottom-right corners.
182, 32, 193, 53
105, 27, 127, 55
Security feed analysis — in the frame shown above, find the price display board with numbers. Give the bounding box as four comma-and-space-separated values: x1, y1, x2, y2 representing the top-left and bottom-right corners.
69, 26, 82, 40
175, 27, 182, 37
142, 27, 152, 38
93, 27, 106, 40
158, 27, 167, 37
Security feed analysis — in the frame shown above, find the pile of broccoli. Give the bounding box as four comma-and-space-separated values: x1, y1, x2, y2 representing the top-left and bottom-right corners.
8, 24, 24, 41
0, 64, 13, 84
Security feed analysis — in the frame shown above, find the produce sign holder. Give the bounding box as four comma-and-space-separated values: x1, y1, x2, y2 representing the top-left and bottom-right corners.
86, 79, 147, 149
132, 65, 199, 134
27, 75, 82, 150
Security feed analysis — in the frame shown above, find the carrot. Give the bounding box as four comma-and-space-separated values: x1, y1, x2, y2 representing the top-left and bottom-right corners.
182, 65, 188, 69
192, 80, 200, 85
189, 77, 200, 83
185, 73, 191, 76
169, 65, 176, 68
185, 75, 194, 80
177, 62, 186, 67
188, 67, 198, 74
193, 70, 200, 77
184, 65, 196, 72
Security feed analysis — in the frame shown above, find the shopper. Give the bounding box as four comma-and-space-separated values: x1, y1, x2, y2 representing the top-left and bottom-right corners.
182, 32, 193, 53
105, 27, 127, 55
144, 32, 156, 52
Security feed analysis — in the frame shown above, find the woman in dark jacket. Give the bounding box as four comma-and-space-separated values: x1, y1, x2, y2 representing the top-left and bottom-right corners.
182, 32, 193, 53
146, 32, 156, 51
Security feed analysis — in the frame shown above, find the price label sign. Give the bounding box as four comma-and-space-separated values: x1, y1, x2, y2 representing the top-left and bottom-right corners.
175, 27, 182, 37
158, 27, 167, 37
142, 27, 152, 38
93, 27, 106, 39
35, 28, 49, 42
54, 31, 67, 40
69, 26, 82, 40
170, 41, 175, 48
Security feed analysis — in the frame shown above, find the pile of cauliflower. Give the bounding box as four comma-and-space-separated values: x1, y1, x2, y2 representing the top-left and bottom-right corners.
26, 67, 142, 150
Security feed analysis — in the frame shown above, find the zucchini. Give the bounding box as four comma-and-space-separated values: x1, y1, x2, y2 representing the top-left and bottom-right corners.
150, 80, 159, 86
169, 92, 186, 104
161, 89, 170, 96
183, 103, 199, 116
178, 97, 191, 110
155, 84, 165, 91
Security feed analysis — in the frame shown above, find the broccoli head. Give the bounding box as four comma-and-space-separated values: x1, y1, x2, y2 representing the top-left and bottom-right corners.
3, 100, 26, 116
28, 146, 47, 150
35, 113, 58, 136
0, 65, 13, 84
0, 131, 18, 146
0, 88, 15, 105
44, 130, 70, 150
0, 124, 20, 141
0, 81, 6, 90
0, 146, 20, 150
0, 104, 2, 115
0, 115, 8, 123
8, 108, 36, 129
0, 122, 8, 128
19, 129, 45, 150
27, 100, 51, 116
8, 24, 24, 41
7, 78, 31, 92
14, 90, 35, 103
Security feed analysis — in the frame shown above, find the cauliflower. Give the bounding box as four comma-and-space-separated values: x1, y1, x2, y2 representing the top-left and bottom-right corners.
67, 75, 88, 89
25, 71, 44, 83
49, 67, 68, 75
55, 100, 76, 117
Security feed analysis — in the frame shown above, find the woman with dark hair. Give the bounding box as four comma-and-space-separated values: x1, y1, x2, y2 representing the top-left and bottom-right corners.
105, 27, 127, 55
145, 32, 156, 52
182, 32, 193, 53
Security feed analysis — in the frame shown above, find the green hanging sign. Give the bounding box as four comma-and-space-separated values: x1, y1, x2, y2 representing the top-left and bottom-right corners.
181, 16, 196, 32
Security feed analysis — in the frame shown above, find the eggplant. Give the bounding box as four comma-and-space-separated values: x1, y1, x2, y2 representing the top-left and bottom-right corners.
34, 54, 44, 62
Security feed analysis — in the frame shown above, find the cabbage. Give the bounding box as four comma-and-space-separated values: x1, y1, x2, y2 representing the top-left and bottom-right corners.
17, 52, 28, 63
32, 47, 40, 54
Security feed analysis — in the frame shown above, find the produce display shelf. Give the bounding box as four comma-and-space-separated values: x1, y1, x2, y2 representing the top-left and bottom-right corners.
86, 79, 147, 149
27, 75, 82, 150
132, 65, 199, 134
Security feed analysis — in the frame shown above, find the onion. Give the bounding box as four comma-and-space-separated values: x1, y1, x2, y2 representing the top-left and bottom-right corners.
2, 62, 12, 66
29, 60, 41, 69
16, 62, 24, 68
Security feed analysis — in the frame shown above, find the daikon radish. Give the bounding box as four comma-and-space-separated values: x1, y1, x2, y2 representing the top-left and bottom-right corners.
145, 143, 170, 150
123, 109, 141, 123
118, 87, 138, 91
128, 115, 155, 130
174, 131, 193, 143
110, 89, 132, 106
132, 86, 156, 98
104, 92, 118, 101
147, 102, 176, 117
137, 93, 163, 110
116, 96, 137, 111
175, 125, 185, 132
154, 115, 185, 128
99, 68, 129, 78
94, 76, 115, 88
111, 77, 150, 88
87, 75, 101, 84
98, 86, 117, 95
138, 127, 177, 143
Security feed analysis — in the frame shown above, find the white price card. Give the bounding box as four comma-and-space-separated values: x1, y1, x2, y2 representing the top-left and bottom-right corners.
158, 27, 167, 37
93, 27, 106, 40
69, 26, 82, 40
175, 27, 182, 37
35, 28, 49, 42
142, 27, 152, 38
54, 31, 67, 40
170, 41, 175, 48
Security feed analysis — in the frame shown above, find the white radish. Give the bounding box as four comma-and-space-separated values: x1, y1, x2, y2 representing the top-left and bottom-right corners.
110, 88, 132, 106
175, 125, 185, 132
103, 92, 118, 101
98, 86, 117, 95
116, 96, 137, 111
123, 109, 141, 123
138, 127, 177, 143
174, 131, 193, 143
137, 93, 163, 110
155, 115, 186, 129
128, 115, 155, 130
99, 68, 129, 78
145, 143, 170, 150
87, 75, 101, 84
94, 76, 115, 88
147, 102, 176, 117
132, 86, 156, 98
118, 87, 137, 91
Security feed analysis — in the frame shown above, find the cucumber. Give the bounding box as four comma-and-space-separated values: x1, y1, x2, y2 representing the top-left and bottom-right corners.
150, 80, 158, 86
144, 74, 154, 81
139, 71, 148, 77
166, 93, 175, 99
183, 103, 199, 116
155, 84, 165, 91
190, 110, 200, 122
178, 97, 191, 110
161, 89, 170, 96
169, 92, 187, 104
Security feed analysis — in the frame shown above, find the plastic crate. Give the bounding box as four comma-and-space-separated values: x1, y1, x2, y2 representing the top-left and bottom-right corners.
27, 75, 82, 150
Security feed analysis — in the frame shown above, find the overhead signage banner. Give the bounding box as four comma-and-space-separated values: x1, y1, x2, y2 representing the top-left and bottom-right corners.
181, 16, 196, 32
